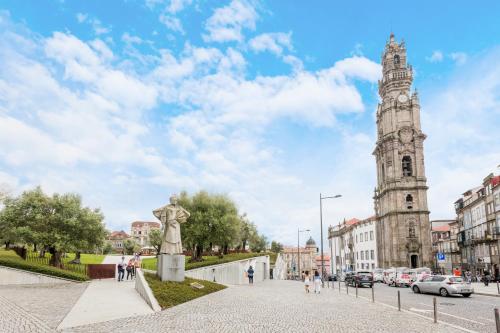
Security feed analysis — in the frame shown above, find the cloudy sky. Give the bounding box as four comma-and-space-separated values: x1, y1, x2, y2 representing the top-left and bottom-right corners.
0, 0, 499, 246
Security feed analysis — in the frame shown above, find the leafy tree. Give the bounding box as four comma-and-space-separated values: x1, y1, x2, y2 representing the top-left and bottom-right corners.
238, 214, 257, 251
270, 241, 283, 253
250, 234, 268, 253
149, 229, 162, 255
103, 242, 113, 254
0, 187, 106, 267
123, 239, 139, 255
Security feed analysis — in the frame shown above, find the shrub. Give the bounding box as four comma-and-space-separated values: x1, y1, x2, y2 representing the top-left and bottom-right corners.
0, 257, 89, 281
144, 273, 226, 309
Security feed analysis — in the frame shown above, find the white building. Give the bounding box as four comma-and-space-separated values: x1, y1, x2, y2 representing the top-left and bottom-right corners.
328, 216, 378, 275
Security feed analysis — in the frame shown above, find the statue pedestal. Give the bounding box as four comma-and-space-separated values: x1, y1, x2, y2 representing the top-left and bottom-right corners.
157, 254, 185, 282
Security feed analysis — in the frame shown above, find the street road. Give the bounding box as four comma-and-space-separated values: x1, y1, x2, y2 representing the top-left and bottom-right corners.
333, 281, 499, 333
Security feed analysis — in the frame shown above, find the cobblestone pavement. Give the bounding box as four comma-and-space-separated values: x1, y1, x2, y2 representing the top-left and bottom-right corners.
0, 282, 87, 331
66, 280, 460, 333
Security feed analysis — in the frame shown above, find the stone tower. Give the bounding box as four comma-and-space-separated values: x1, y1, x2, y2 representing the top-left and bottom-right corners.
373, 33, 432, 269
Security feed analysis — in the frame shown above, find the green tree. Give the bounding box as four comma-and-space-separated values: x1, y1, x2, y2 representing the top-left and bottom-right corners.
123, 239, 139, 255
0, 187, 106, 267
270, 241, 283, 253
250, 234, 268, 253
103, 242, 113, 254
238, 215, 257, 251
149, 229, 162, 255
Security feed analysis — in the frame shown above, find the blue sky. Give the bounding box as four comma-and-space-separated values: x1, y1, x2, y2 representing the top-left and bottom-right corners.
0, 0, 499, 246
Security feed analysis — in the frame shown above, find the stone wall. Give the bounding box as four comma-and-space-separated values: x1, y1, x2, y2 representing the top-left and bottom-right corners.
135, 269, 161, 311
0, 266, 74, 285
185, 255, 270, 285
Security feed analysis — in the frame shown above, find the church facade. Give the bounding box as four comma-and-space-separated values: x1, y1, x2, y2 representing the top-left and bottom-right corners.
373, 34, 432, 269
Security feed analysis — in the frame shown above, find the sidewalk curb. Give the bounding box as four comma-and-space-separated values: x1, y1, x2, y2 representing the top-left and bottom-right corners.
474, 292, 500, 298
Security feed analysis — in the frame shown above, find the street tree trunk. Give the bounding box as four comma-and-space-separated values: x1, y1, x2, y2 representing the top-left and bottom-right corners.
70, 251, 81, 264
48, 247, 63, 268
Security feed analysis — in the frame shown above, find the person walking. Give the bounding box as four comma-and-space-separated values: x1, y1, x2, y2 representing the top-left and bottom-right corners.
313, 270, 321, 294
117, 256, 126, 282
304, 271, 311, 293
126, 258, 135, 280
247, 265, 254, 285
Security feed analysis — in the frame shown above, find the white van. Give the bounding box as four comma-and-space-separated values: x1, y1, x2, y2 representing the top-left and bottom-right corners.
409, 267, 431, 283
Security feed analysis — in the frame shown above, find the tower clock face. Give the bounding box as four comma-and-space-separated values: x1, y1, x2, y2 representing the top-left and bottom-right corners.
398, 94, 408, 103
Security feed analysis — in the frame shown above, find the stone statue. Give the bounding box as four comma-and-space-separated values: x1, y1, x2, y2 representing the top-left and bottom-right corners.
153, 194, 190, 255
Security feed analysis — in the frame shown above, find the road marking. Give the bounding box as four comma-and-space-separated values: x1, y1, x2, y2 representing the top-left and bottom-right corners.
342, 290, 479, 333
409, 307, 432, 313
477, 316, 495, 323
415, 303, 485, 325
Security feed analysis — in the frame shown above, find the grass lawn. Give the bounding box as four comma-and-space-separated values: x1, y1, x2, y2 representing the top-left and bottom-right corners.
0, 248, 89, 281
141, 252, 271, 271
63, 253, 105, 264
144, 273, 226, 309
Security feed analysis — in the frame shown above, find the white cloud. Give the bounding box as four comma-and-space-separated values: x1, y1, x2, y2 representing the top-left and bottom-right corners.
426, 50, 443, 63
76, 12, 87, 23
75, 13, 110, 35
248, 32, 292, 56
167, 0, 193, 14
159, 13, 184, 34
450, 52, 467, 65
203, 0, 258, 43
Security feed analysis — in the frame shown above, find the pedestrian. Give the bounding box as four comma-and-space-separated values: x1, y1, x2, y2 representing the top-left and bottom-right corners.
304, 271, 311, 293
313, 270, 321, 294
126, 258, 135, 280
465, 270, 472, 283
247, 265, 254, 285
117, 256, 126, 282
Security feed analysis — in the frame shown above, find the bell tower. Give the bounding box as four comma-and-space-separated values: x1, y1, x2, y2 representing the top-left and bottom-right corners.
373, 33, 432, 269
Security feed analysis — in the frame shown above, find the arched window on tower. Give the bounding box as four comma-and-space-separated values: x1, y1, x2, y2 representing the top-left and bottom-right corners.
402, 156, 412, 176
381, 163, 385, 181
394, 54, 400, 67
406, 194, 413, 209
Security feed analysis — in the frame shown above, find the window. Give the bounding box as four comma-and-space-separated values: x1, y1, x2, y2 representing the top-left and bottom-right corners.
381, 163, 385, 181
394, 54, 400, 66
365, 250, 369, 259
356, 252, 359, 259
361, 251, 364, 260
365, 232, 368, 241
402, 156, 412, 176
372, 263, 375, 269
359, 234, 363, 242
409, 221, 416, 238
371, 250, 374, 260
356, 235, 358, 243
406, 194, 413, 209
370, 231, 374, 240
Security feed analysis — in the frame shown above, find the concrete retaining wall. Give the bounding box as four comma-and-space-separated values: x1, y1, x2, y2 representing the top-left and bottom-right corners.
135, 269, 161, 311
0, 266, 73, 285
185, 255, 270, 285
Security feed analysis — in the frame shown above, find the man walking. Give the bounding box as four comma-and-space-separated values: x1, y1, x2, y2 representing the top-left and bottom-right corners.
117, 256, 126, 282
247, 265, 254, 285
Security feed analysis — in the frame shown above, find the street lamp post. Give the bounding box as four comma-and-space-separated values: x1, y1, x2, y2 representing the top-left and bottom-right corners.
320, 193, 342, 287
297, 228, 310, 280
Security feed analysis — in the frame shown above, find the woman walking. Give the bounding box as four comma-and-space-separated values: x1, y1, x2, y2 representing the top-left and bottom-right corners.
304, 271, 311, 293
313, 270, 321, 294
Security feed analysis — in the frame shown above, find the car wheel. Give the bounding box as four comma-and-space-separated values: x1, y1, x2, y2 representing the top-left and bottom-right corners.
439, 288, 449, 297
462, 293, 471, 298
412, 285, 420, 294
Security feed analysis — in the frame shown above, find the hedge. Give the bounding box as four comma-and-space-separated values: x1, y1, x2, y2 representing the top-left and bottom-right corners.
0, 257, 89, 281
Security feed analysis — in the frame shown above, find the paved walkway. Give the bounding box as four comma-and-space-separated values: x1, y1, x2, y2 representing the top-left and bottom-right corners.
57, 255, 153, 330
67, 280, 460, 333
470, 282, 500, 297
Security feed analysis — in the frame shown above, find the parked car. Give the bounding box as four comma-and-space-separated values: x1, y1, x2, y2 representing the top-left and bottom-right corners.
373, 268, 384, 282
411, 275, 473, 297
384, 267, 410, 287
345, 271, 373, 288
409, 267, 431, 283
383, 268, 395, 284
327, 274, 338, 281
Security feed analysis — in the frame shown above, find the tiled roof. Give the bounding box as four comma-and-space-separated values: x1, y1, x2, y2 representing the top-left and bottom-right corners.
131, 221, 161, 228
108, 230, 130, 239
346, 218, 360, 225
432, 225, 450, 232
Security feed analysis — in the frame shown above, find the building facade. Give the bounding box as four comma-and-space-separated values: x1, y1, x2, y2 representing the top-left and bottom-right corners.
281, 237, 317, 278
431, 220, 460, 275
107, 230, 130, 253
328, 217, 378, 275
373, 33, 432, 269
455, 174, 500, 278
130, 221, 160, 254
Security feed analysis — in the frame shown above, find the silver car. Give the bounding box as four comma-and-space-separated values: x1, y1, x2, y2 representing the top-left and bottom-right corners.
411, 275, 474, 297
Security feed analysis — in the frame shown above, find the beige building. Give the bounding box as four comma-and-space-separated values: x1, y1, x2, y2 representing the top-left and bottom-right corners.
107, 230, 130, 254
373, 33, 432, 269
281, 237, 317, 278
130, 221, 160, 254
454, 173, 500, 278
431, 220, 460, 275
